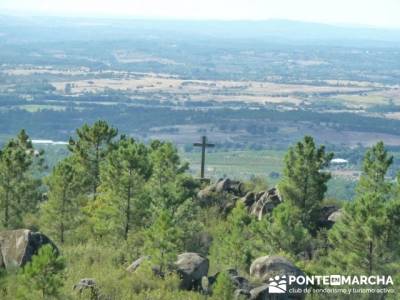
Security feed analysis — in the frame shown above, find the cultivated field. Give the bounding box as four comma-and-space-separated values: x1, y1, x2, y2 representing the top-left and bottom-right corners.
51, 76, 379, 105
3, 66, 385, 106
183, 149, 285, 181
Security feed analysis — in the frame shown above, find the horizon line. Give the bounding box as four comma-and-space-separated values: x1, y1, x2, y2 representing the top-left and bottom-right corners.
1, 11, 400, 31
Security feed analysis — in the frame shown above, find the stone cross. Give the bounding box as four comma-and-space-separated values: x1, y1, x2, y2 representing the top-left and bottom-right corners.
193, 136, 215, 179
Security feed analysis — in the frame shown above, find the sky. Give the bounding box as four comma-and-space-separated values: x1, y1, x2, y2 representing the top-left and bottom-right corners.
1, 0, 400, 29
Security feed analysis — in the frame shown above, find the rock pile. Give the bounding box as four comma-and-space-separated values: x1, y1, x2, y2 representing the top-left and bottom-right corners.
197, 178, 245, 207
197, 178, 283, 219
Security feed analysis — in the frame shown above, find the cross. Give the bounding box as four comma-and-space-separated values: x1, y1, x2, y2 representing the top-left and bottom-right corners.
193, 136, 215, 179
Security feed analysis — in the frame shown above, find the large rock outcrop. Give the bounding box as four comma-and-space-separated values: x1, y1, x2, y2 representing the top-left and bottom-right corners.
239, 192, 256, 207
175, 252, 209, 290
197, 178, 245, 207
250, 256, 305, 299
0, 229, 58, 270
197, 179, 282, 219
215, 178, 244, 195
249, 188, 282, 220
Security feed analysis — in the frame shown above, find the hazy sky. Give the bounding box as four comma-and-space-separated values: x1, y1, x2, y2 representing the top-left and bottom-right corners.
1, 0, 400, 28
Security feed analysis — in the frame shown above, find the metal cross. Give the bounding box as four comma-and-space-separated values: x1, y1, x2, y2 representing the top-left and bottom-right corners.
193, 136, 215, 179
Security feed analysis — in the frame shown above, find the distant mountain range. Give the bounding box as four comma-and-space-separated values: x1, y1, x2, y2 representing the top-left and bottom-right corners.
1, 15, 399, 45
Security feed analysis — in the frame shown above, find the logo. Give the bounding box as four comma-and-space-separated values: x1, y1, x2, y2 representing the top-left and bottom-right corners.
330, 275, 341, 286
268, 275, 287, 293
265, 274, 394, 295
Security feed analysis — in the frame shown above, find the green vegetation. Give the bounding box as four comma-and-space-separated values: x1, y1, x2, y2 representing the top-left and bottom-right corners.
211, 271, 235, 300
40, 157, 83, 244
19, 245, 66, 299
183, 149, 284, 181
0, 130, 43, 228
254, 202, 312, 257
210, 202, 252, 271
327, 143, 400, 276
0, 121, 399, 299
278, 136, 334, 232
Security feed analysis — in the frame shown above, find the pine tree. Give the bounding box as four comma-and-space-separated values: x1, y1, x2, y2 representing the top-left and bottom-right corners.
212, 271, 234, 300
210, 202, 252, 271
144, 210, 183, 274
278, 136, 333, 232
254, 202, 311, 257
173, 198, 205, 253
328, 142, 400, 277
68, 120, 118, 200
328, 193, 398, 276
90, 137, 152, 240
357, 141, 393, 196
40, 157, 82, 244
148, 141, 192, 215
19, 245, 65, 299
0, 130, 43, 228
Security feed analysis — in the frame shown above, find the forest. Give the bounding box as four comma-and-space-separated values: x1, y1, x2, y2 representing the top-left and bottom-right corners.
0, 120, 399, 299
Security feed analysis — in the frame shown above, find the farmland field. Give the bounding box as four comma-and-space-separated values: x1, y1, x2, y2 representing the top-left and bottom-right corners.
183, 149, 285, 181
